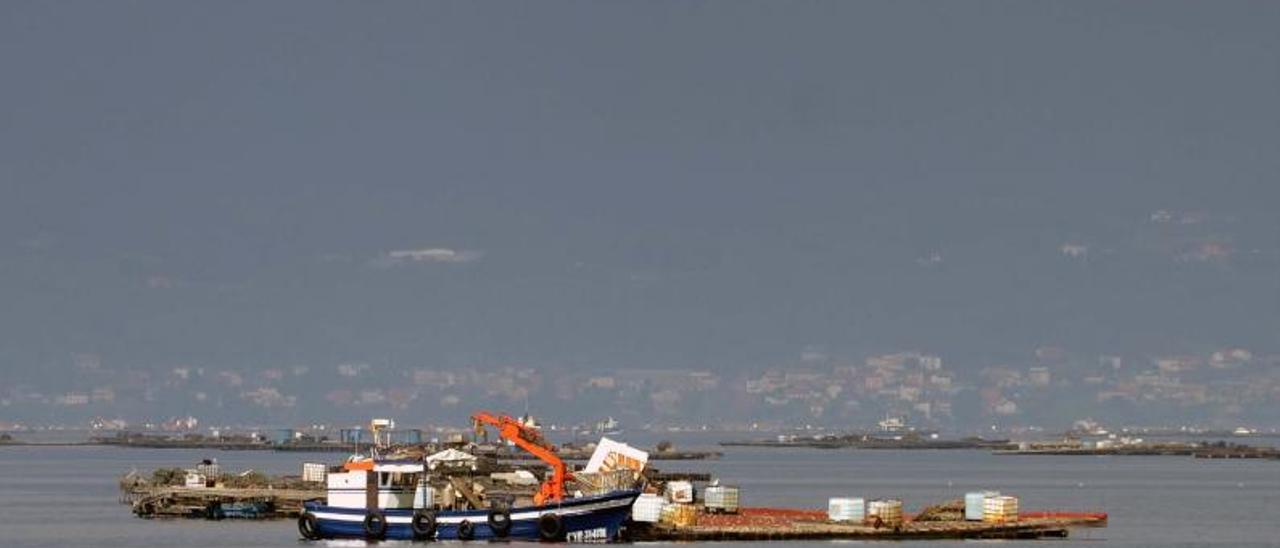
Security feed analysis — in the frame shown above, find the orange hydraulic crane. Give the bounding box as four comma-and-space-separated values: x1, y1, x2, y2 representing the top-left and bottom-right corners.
471, 411, 572, 505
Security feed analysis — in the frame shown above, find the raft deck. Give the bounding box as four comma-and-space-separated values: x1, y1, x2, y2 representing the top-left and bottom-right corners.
128, 486, 323, 519
626, 507, 1107, 541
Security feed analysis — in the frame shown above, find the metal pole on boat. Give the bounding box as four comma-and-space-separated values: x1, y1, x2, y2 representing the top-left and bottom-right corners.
425, 456, 434, 509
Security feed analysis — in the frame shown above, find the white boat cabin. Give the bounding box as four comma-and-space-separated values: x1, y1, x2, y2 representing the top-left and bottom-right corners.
326, 462, 433, 510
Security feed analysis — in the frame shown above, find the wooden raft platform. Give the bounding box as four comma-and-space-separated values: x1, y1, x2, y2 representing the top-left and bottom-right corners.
129, 486, 323, 519
626, 508, 1107, 541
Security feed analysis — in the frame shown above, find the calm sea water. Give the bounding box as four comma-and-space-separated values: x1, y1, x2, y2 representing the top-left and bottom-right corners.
1, 443, 1277, 547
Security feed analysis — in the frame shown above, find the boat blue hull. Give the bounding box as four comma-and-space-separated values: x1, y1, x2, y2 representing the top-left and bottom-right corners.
304, 489, 639, 541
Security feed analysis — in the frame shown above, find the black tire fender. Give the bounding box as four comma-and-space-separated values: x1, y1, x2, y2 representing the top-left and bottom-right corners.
298, 512, 321, 540
457, 519, 476, 540
363, 511, 389, 540
538, 512, 566, 541
488, 508, 513, 538
411, 509, 437, 540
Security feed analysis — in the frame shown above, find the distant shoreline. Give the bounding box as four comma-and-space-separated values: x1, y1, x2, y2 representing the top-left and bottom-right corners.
721, 436, 1016, 450
0, 437, 722, 460
0, 440, 100, 447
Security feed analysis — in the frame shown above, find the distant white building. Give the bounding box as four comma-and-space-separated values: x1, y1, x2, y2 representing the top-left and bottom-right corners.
1060, 243, 1089, 259
919, 355, 943, 371
994, 400, 1018, 416
1028, 367, 1051, 387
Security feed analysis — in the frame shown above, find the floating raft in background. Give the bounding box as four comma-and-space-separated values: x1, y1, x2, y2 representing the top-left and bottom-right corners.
625, 507, 1107, 541
128, 486, 322, 519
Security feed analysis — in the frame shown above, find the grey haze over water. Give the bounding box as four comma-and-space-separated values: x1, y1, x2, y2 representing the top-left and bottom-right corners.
2, 2, 1279, 423
4, 445, 1279, 547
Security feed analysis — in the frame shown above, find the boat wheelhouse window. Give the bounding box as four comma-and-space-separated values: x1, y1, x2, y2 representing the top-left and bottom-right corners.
379, 471, 418, 487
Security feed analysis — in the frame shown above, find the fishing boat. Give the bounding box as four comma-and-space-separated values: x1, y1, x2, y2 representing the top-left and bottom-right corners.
300, 485, 640, 541
298, 412, 643, 542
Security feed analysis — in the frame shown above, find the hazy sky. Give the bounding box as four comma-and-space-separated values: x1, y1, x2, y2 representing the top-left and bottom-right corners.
3, 2, 1278, 376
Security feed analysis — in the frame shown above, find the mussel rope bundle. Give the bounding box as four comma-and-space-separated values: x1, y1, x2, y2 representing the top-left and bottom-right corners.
411, 509, 437, 540
488, 508, 513, 537
538, 512, 566, 541
363, 511, 389, 540
297, 513, 321, 540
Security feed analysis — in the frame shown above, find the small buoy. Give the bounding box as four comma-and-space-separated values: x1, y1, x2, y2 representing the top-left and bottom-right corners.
947, 480, 954, 487
1077, 482, 1085, 488
1238, 482, 1245, 488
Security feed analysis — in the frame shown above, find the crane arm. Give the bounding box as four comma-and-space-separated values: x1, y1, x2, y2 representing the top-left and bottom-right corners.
471, 411, 572, 505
